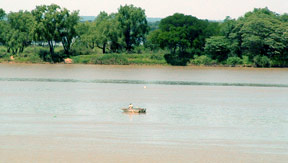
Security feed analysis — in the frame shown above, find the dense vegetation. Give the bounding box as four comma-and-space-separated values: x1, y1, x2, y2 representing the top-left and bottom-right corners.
0, 5, 288, 67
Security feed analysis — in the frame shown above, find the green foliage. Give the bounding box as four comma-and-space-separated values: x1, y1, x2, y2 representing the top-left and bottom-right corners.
0, 8, 5, 20
32, 4, 62, 55
145, 29, 161, 51
94, 12, 122, 53
205, 36, 230, 62
253, 55, 271, 67
37, 47, 67, 63
209, 8, 288, 67
227, 8, 288, 65
117, 5, 149, 52
76, 21, 97, 49
226, 57, 243, 67
70, 44, 94, 56
0, 46, 7, 57
71, 55, 95, 64
59, 8, 80, 55
38, 49, 52, 62
2, 5, 288, 67
157, 13, 203, 54
32, 4, 80, 58
1, 11, 34, 54
14, 54, 43, 63
191, 55, 216, 66
150, 53, 164, 60
93, 54, 129, 65
72, 54, 129, 65
153, 13, 219, 66
71, 53, 166, 65
164, 52, 190, 66
242, 56, 253, 66
220, 17, 237, 37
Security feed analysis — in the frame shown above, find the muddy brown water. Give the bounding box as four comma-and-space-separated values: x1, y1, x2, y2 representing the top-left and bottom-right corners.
0, 64, 287, 162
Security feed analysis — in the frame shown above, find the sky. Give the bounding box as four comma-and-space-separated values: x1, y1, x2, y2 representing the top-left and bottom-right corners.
1, 0, 287, 20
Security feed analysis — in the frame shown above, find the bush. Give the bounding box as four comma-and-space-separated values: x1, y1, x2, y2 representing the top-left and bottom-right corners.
191, 55, 216, 66
14, 55, 43, 63
38, 49, 67, 63
70, 45, 94, 56
253, 55, 271, 67
242, 56, 252, 67
71, 55, 96, 64
92, 54, 129, 65
164, 53, 190, 66
226, 57, 243, 67
39, 49, 52, 62
150, 53, 164, 60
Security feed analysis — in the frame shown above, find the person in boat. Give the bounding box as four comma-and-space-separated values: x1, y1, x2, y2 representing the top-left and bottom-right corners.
128, 103, 133, 110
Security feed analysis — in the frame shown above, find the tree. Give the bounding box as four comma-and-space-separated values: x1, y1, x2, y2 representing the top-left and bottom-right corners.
94, 12, 122, 53
58, 8, 80, 55
204, 36, 230, 62
213, 7, 288, 66
94, 12, 109, 53
0, 9, 5, 20
76, 21, 97, 49
156, 13, 207, 54
76, 12, 122, 53
0, 9, 6, 45
5, 11, 34, 54
117, 5, 149, 52
153, 13, 207, 65
145, 29, 161, 51
32, 4, 79, 58
32, 4, 62, 56
234, 8, 286, 60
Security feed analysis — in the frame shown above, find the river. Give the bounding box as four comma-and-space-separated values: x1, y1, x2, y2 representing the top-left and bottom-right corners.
0, 64, 287, 162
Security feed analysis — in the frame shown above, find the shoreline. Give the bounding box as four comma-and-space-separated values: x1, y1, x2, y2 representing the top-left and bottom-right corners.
1, 62, 288, 69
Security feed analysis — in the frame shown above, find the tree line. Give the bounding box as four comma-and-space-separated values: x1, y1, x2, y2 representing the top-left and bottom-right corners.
0, 4, 288, 67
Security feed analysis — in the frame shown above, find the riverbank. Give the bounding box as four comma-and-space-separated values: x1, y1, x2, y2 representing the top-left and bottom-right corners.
1, 46, 287, 67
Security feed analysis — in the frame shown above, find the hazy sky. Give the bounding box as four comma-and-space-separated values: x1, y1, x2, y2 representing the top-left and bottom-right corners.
1, 0, 287, 20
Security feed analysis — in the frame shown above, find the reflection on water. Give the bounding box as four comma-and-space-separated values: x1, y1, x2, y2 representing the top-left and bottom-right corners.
0, 64, 288, 154
122, 112, 147, 122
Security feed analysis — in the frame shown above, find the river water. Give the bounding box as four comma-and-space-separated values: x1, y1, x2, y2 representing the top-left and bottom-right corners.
0, 64, 287, 162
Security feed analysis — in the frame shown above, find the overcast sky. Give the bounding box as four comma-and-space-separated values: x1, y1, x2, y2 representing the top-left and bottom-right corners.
1, 0, 287, 20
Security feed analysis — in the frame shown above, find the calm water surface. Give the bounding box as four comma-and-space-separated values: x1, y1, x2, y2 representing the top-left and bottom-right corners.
0, 64, 287, 154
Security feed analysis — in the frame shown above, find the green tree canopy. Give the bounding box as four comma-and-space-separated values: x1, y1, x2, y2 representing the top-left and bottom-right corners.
204, 36, 231, 62
117, 5, 149, 52
94, 12, 122, 53
0, 9, 6, 45
76, 21, 97, 49
3, 11, 34, 54
58, 8, 80, 55
0, 8, 5, 20
231, 8, 288, 65
32, 4, 79, 58
156, 13, 208, 54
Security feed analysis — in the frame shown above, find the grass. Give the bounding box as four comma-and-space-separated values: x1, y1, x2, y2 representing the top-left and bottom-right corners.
71, 53, 166, 65
0, 45, 167, 65
0, 45, 281, 67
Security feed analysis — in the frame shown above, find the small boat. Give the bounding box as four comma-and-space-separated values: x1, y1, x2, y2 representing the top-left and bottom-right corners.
121, 108, 146, 113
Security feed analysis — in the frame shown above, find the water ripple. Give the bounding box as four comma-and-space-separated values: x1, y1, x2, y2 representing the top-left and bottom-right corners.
0, 77, 288, 88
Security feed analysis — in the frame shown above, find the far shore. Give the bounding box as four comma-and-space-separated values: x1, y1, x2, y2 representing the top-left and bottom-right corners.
1, 61, 288, 70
